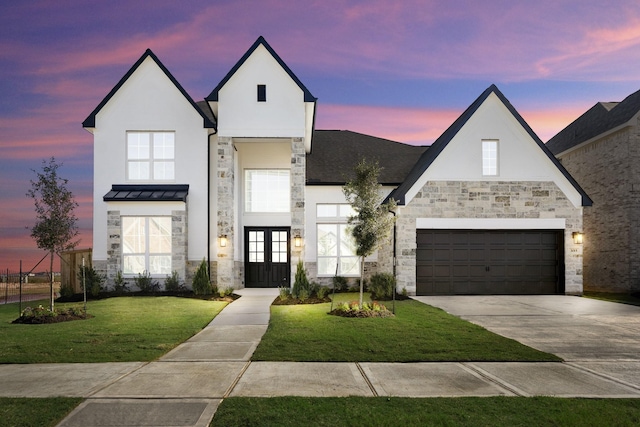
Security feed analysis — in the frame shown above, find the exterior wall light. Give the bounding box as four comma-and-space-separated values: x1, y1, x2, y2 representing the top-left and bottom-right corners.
572, 232, 584, 244
294, 234, 302, 247
219, 235, 228, 247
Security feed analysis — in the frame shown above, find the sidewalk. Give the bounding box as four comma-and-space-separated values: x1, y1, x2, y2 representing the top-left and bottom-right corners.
0, 290, 639, 427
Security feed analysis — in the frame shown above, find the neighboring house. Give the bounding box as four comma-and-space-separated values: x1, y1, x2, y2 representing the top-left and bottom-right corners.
83, 36, 589, 295
546, 88, 640, 293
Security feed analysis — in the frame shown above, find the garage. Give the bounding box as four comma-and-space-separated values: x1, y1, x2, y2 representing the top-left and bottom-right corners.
416, 229, 564, 295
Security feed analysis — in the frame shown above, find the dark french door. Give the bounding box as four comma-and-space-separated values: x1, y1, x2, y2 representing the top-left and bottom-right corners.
244, 227, 290, 288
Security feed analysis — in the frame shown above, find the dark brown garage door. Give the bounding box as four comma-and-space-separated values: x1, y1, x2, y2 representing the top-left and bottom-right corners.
416, 230, 564, 295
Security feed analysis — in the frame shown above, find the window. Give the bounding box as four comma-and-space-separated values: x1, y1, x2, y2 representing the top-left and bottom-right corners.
122, 217, 172, 275
482, 139, 498, 176
317, 204, 360, 276
245, 169, 290, 212
257, 84, 266, 102
127, 132, 175, 181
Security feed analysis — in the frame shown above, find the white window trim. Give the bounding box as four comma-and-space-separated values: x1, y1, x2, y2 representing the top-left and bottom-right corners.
482, 139, 499, 176
122, 216, 172, 277
126, 131, 175, 182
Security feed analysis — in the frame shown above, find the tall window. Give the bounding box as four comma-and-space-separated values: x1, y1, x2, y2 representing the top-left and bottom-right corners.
245, 169, 290, 212
127, 132, 175, 181
257, 84, 266, 102
317, 204, 359, 276
122, 217, 172, 275
482, 139, 498, 176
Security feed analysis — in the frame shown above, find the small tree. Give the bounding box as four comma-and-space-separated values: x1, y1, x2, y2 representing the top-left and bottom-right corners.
343, 159, 396, 306
26, 158, 79, 310
192, 258, 212, 295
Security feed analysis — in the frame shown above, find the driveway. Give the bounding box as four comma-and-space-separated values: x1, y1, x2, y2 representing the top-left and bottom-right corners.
412, 295, 640, 362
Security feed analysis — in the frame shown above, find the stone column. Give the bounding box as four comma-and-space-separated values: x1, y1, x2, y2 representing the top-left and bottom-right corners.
217, 136, 235, 288
105, 210, 122, 288
291, 137, 306, 276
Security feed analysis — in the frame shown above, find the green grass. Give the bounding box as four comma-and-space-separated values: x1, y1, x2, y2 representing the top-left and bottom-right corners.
252, 293, 560, 362
0, 297, 227, 363
584, 291, 640, 307
212, 396, 640, 426
0, 398, 82, 427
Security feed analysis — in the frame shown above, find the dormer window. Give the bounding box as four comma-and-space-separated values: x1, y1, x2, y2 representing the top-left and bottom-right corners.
257, 84, 266, 102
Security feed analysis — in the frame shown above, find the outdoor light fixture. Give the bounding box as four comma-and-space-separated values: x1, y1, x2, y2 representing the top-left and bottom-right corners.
572, 232, 584, 244
294, 234, 302, 247
219, 235, 228, 247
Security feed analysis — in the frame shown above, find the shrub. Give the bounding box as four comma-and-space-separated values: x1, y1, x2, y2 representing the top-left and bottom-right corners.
292, 260, 310, 299
278, 286, 291, 301
298, 288, 310, 302
329, 300, 394, 318
164, 271, 184, 292
134, 271, 159, 293
401, 287, 408, 297
332, 276, 349, 292
192, 259, 213, 295
59, 282, 75, 298
316, 286, 330, 299
113, 270, 128, 293
369, 273, 396, 300
218, 286, 234, 297
78, 265, 105, 297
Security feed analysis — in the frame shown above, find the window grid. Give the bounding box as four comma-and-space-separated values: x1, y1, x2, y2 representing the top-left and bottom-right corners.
245, 170, 290, 212
122, 216, 172, 276
317, 204, 360, 277
127, 132, 175, 181
482, 139, 498, 176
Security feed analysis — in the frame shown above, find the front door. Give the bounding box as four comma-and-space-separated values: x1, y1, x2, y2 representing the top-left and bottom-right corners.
245, 227, 290, 288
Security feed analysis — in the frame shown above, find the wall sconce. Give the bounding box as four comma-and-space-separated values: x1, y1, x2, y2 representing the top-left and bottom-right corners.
572, 232, 584, 244
294, 234, 302, 247
219, 235, 227, 247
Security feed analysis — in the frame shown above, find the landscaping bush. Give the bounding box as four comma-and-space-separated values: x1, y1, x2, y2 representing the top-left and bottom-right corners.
134, 271, 160, 293
164, 271, 184, 292
218, 286, 234, 298
329, 300, 394, 318
317, 286, 330, 299
13, 304, 90, 324
368, 272, 396, 300
192, 259, 213, 295
278, 286, 291, 301
292, 260, 310, 299
78, 265, 105, 297
332, 275, 349, 292
113, 270, 129, 293
59, 282, 75, 299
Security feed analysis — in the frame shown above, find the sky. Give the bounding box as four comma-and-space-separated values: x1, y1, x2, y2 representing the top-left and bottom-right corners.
2, 0, 640, 272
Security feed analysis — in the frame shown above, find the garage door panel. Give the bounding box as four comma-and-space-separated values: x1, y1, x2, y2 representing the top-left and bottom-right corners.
416, 229, 564, 295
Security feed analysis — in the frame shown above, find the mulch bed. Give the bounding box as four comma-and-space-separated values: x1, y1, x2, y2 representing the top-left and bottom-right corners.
272, 296, 331, 305
328, 309, 395, 318
12, 313, 94, 324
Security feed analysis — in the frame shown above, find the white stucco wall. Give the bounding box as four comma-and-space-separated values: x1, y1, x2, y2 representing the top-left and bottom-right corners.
91, 56, 210, 264
216, 45, 307, 138
404, 92, 583, 208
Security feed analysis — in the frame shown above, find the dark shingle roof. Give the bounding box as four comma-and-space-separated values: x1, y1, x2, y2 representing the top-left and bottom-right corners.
306, 130, 428, 185
546, 88, 640, 154
82, 49, 216, 129
206, 36, 316, 103
104, 185, 189, 202
388, 85, 592, 207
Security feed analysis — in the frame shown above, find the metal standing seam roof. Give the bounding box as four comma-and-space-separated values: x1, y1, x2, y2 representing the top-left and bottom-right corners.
103, 185, 189, 202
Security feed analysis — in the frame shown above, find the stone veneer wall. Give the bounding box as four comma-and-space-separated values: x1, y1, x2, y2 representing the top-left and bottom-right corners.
558, 123, 640, 292
102, 209, 188, 290
216, 136, 235, 288
291, 137, 306, 282
394, 181, 584, 295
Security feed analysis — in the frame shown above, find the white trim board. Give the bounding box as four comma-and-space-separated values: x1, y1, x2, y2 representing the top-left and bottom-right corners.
416, 218, 566, 230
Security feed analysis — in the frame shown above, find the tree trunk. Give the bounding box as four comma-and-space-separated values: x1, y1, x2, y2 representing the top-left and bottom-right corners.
49, 251, 54, 311
359, 256, 364, 307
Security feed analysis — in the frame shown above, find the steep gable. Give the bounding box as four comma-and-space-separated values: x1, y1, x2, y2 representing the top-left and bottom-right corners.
82, 49, 215, 130
391, 85, 591, 207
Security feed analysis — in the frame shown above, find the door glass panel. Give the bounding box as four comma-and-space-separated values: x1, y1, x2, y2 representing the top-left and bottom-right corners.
248, 231, 265, 263
271, 230, 288, 264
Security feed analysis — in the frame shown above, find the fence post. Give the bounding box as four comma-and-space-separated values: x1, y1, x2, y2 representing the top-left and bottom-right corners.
19, 260, 23, 315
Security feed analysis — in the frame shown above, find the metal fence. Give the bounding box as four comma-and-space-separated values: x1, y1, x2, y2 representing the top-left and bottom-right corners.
1, 264, 60, 306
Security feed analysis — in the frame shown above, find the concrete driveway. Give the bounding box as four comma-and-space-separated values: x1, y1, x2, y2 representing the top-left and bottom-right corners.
412, 295, 640, 362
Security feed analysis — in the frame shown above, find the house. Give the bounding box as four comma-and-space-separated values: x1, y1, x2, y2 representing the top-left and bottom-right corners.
83, 36, 589, 295
546, 88, 640, 293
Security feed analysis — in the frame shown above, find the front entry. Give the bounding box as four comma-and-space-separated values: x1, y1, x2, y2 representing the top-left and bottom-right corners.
245, 227, 291, 288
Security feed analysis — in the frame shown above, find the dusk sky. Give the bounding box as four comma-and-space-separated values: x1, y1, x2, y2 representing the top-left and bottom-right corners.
2, 0, 640, 272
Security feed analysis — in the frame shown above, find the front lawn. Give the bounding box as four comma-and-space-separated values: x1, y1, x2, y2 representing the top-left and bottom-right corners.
252, 293, 559, 362
0, 297, 227, 363
0, 397, 81, 427
212, 396, 640, 426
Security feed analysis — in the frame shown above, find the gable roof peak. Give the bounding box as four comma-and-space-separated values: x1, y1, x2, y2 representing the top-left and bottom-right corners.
205, 36, 316, 102
82, 48, 215, 129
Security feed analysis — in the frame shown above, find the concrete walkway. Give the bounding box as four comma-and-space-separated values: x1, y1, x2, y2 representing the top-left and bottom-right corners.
1, 292, 640, 426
